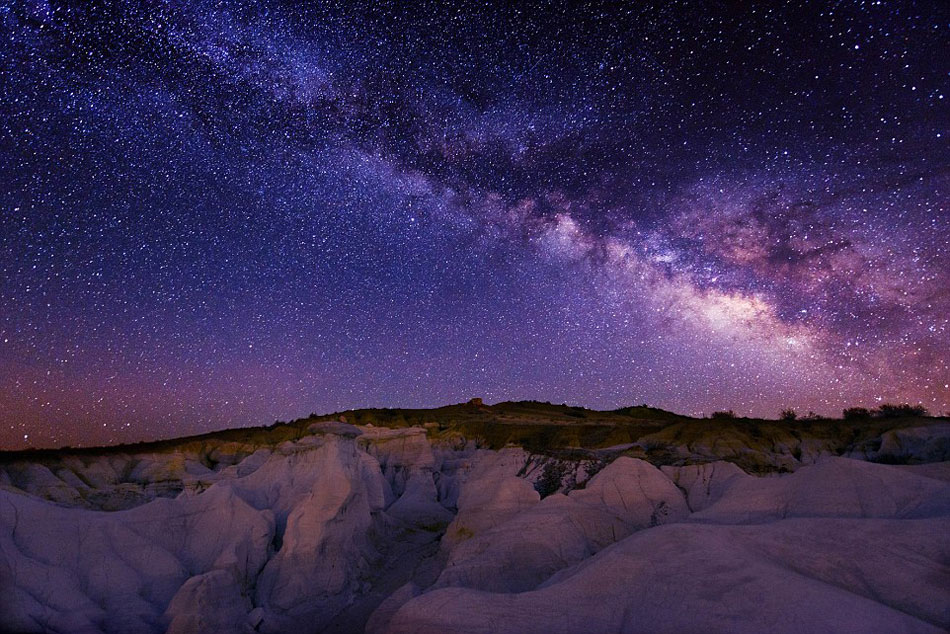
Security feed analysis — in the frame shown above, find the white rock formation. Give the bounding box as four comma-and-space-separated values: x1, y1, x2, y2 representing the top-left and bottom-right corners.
878, 422, 950, 463
1, 420, 948, 634
570, 457, 690, 526
688, 457, 950, 523
0, 481, 272, 633
248, 436, 386, 633
661, 460, 750, 511
430, 458, 688, 594
441, 448, 539, 548
359, 427, 454, 528
386, 516, 950, 634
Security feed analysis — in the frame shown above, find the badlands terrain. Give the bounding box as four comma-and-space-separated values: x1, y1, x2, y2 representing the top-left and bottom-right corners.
1, 401, 948, 633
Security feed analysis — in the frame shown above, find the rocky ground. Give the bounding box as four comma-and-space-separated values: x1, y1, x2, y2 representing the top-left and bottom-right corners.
1, 402, 948, 633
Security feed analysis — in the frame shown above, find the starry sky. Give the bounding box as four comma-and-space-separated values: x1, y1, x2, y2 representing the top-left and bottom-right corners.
1, 1, 948, 449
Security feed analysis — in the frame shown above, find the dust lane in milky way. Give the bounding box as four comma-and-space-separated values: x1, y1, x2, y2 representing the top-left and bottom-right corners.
1, 1, 948, 448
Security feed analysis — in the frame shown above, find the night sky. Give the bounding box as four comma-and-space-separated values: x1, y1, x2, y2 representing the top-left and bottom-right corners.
1, 1, 948, 449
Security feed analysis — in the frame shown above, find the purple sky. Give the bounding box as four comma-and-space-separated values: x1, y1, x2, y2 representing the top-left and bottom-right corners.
1, 1, 948, 448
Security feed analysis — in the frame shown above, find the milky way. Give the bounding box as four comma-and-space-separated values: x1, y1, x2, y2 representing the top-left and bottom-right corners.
1, 1, 948, 448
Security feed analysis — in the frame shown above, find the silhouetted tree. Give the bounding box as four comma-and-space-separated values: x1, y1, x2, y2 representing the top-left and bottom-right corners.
711, 410, 737, 419
875, 403, 928, 418
843, 407, 871, 420
779, 409, 797, 421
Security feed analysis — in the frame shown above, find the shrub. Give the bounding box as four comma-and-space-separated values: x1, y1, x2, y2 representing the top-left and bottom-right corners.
711, 410, 737, 419
649, 500, 670, 527
875, 403, 928, 418
779, 409, 797, 421
534, 459, 569, 498
580, 455, 611, 484
843, 407, 871, 420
